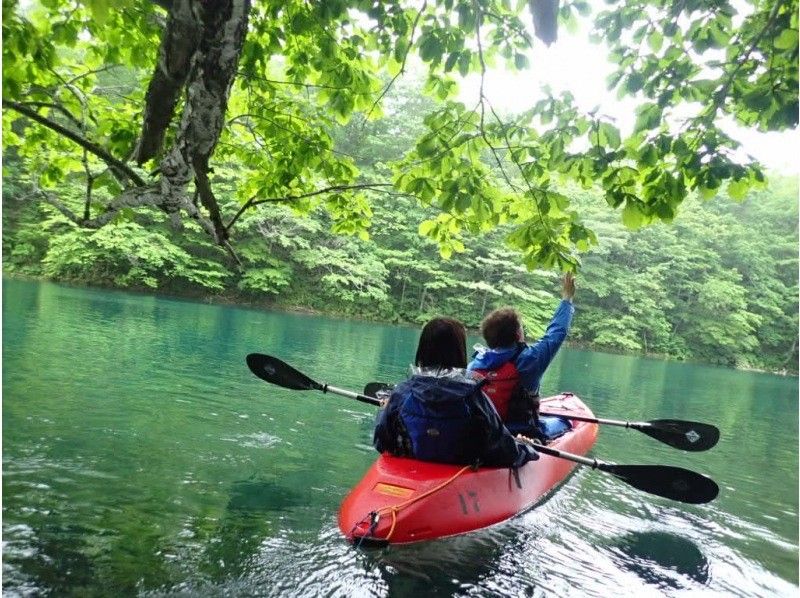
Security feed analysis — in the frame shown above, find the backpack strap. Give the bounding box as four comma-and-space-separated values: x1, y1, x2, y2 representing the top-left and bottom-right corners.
510, 341, 540, 398
510, 465, 523, 489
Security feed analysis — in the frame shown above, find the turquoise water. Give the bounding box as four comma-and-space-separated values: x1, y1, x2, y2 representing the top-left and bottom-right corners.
3, 278, 798, 596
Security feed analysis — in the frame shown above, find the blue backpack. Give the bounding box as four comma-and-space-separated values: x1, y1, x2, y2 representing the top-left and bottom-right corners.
394, 375, 488, 465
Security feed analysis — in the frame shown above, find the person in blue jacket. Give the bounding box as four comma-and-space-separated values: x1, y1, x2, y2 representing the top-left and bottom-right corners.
373, 317, 538, 469
468, 273, 575, 437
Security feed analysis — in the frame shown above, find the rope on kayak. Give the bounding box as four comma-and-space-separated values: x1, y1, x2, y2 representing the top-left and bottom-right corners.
353, 464, 472, 543
352, 512, 381, 550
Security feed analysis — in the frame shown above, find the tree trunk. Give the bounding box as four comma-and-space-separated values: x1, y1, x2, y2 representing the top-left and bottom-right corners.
12, 0, 252, 252
135, 0, 202, 164
140, 0, 251, 243
399, 277, 407, 312
158, 0, 250, 242
782, 336, 798, 369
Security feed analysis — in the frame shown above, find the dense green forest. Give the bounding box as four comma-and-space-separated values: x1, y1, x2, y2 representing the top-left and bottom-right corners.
4, 79, 797, 373
2, 1, 797, 373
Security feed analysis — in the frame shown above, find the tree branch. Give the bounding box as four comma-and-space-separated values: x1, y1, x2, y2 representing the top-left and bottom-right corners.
715, 0, 785, 109
363, 1, 428, 121
15, 100, 83, 129
3, 100, 146, 186
156, 0, 251, 246
225, 183, 395, 231
39, 184, 163, 228
475, 7, 517, 189
65, 64, 123, 87
193, 156, 228, 241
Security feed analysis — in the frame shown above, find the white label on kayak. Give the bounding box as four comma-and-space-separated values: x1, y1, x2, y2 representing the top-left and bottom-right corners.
686, 430, 700, 443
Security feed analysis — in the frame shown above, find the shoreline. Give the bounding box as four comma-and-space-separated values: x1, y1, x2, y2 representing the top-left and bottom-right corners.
4, 272, 797, 377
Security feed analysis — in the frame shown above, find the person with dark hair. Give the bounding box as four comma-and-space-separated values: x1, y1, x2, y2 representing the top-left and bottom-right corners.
373, 317, 538, 468
468, 273, 576, 439
413, 317, 467, 370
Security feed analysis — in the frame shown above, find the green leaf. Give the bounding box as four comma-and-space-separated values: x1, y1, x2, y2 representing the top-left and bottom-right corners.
418, 220, 436, 235
419, 34, 443, 63
621, 203, 645, 229
699, 185, 719, 200
727, 179, 750, 201
647, 31, 663, 52
774, 28, 798, 50
598, 122, 621, 149
626, 73, 645, 93
634, 103, 662, 134
444, 51, 459, 72
638, 144, 658, 166
574, 1, 591, 17
606, 71, 624, 90
86, 0, 110, 25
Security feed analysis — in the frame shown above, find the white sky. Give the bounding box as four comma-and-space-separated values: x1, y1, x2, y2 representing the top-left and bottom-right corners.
456, 23, 798, 175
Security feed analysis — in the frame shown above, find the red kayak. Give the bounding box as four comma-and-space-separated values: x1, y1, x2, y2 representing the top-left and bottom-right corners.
338, 393, 598, 545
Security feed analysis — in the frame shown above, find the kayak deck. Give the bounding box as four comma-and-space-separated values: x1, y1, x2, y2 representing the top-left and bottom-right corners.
338, 393, 598, 545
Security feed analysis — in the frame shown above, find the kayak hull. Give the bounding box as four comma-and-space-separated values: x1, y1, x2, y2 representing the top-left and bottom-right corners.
338, 393, 598, 545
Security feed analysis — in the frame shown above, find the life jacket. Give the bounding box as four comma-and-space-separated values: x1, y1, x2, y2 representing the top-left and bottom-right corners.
472, 344, 540, 435
390, 375, 489, 466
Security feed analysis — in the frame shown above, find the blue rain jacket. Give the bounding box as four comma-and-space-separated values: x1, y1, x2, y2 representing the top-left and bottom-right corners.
468, 299, 574, 395
373, 370, 538, 468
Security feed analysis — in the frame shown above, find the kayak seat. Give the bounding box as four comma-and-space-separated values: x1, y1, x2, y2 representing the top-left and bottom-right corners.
537, 415, 572, 441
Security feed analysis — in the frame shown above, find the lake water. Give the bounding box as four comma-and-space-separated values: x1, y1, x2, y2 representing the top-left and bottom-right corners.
2, 278, 797, 597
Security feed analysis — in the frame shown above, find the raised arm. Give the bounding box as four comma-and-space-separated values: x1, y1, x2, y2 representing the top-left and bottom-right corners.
515, 273, 576, 387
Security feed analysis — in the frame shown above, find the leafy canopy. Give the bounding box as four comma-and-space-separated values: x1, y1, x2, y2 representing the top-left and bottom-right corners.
1, 0, 797, 269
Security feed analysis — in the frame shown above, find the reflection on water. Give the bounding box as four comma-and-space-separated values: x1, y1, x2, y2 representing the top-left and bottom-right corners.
365, 532, 515, 596
227, 478, 304, 513
611, 530, 710, 590
3, 279, 798, 596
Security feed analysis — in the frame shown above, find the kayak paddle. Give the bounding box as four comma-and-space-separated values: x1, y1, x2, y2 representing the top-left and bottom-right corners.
536, 413, 719, 452
516, 438, 719, 504
246, 353, 380, 406
363, 382, 719, 452
249, 355, 719, 504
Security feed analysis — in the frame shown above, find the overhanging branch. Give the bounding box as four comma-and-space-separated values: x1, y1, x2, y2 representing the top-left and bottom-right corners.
225, 183, 395, 231
39, 184, 163, 228
3, 100, 146, 187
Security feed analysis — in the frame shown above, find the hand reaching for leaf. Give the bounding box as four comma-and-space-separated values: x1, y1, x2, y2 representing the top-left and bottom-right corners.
562, 272, 576, 302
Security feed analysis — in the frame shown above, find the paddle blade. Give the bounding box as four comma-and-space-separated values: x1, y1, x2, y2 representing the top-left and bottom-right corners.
639, 420, 720, 452
246, 353, 323, 391
602, 463, 719, 504
363, 382, 394, 398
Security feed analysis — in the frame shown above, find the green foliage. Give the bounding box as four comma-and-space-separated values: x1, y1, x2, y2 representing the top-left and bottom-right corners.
236, 262, 293, 296
2, 0, 796, 267
40, 218, 229, 290
568, 181, 798, 370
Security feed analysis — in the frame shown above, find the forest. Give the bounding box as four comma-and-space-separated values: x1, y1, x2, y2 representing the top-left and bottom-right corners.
2, 0, 798, 373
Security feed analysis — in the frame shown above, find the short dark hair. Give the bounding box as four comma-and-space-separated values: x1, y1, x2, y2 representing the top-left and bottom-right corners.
415, 317, 467, 369
480, 307, 521, 348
